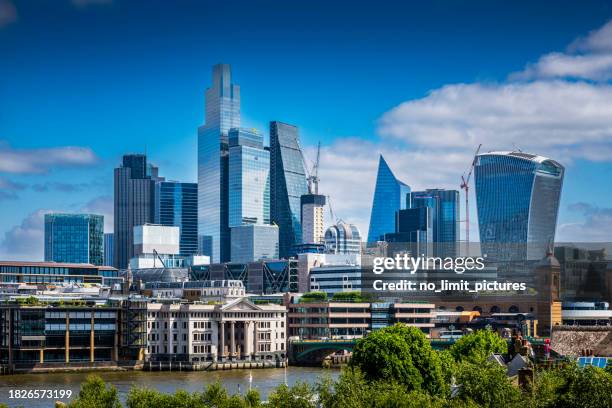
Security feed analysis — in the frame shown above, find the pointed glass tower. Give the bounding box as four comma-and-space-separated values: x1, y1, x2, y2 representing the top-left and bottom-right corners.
367, 155, 410, 243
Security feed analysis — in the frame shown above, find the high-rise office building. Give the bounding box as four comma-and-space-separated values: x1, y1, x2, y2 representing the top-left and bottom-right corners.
324, 221, 362, 255
198, 63, 240, 263
104, 233, 114, 267
230, 224, 279, 263
301, 194, 326, 246
270, 121, 308, 259
384, 207, 433, 256
44, 213, 104, 265
155, 181, 198, 256
114, 154, 156, 269
228, 128, 270, 227
410, 189, 459, 257
474, 151, 564, 261
367, 155, 410, 243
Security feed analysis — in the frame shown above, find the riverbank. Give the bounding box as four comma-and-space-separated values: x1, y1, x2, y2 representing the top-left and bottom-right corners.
0, 366, 338, 408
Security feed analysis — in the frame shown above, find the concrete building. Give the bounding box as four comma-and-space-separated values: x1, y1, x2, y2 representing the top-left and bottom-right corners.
287, 299, 435, 339
297, 253, 361, 293
145, 298, 287, 363
301, 194, 326, 246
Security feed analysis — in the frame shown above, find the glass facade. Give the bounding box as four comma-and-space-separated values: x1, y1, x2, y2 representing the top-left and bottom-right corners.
104, 233, 113, 266
198, 63, 240, 263
270, 121, 308, 259
367, 155, 410, 243
44, 213, 104, 265
474, 151, 564, 261
114, 154, 156, 269
230, 224, 279, 263
228, 128, 270, 227
410, 189, 459, 257
155, 181, 198, 256
324, 222, 362, 254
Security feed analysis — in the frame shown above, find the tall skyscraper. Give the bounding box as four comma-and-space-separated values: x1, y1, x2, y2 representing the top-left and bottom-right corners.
44, 213, 104, 265
104, 233, 114, 267
384, 207, 433, 256
228, 128, 270, 227
198, 63, 240, 263
114, 153, 156, 269
367, 155, 410, 243
474, 151, 564, 261
410, 189, 459, 257
270, 121, 308, 259
155, 181, 198, 256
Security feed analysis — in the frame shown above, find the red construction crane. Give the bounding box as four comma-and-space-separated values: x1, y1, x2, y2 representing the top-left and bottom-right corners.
460, 144, 482, 249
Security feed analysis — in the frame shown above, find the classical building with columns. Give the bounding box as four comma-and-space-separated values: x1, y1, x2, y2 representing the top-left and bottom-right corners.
145, 297, 287, 363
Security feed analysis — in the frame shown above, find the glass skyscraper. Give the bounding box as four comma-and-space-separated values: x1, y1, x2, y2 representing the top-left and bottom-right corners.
474, 151, 564, 261
228, 128, 270, 227
230, 224, 279, 263
367, 155, 410, 243
410, 189, 459, 257
104, 233, 113, 267
270, 121, 308, 259
44, 213, 104, 265
155, 181, 198, 256
198, 63, 240, 262
113, 154, 156, 269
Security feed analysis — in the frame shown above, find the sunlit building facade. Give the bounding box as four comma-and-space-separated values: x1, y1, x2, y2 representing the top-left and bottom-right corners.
198, 63, 240, 262
44, 213, 104, 266
270, 121, 308, 259
474, 151, 564, 261
155, 181, 198, 256
410, 189, 459, 257
367, 155, 410, 243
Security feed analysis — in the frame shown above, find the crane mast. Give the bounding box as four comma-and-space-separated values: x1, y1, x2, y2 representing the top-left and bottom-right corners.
460, 144, 482, 252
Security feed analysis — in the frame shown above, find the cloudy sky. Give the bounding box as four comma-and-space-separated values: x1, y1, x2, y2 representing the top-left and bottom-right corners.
2, 0, 612, 260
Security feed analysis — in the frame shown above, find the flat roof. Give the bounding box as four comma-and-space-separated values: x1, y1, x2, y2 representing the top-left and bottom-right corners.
0, 261, 117, 271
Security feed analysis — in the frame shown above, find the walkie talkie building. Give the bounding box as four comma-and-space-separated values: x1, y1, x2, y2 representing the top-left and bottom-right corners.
474, 151, 564, 262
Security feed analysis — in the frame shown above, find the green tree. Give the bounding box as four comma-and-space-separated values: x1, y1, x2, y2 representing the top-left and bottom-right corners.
556, 364, 612, 408
447, 329, 507, 363
265, 382, 316, 408
350, 324, 449, 396
454, 361, 521, 408
70, 375, 121, 408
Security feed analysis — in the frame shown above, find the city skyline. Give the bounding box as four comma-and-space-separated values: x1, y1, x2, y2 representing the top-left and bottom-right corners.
3, 2, 612, 260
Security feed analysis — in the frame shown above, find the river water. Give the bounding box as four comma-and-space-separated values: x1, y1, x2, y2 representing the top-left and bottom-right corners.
0, 367, 337, 407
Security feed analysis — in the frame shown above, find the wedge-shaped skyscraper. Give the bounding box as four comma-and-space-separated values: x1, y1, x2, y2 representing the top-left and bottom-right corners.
474, 151, 564, 261
367, 155, 410, 243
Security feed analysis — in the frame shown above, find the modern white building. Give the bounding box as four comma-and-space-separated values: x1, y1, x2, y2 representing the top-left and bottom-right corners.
145, 297, 287, 363
134, 224, 180, 256
324, 221, 362, 254
297, 252, 361, 293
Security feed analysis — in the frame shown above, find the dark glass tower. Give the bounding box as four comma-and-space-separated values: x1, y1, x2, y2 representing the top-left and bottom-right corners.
155, 181, 198, 256
44, 213, 104, 265
114, 154, 156, 269
198, 64, 240, 263
367, 155, 410, 243
474, 151, 564, 261
270, 121, 308, 259
410, 189, 459, 257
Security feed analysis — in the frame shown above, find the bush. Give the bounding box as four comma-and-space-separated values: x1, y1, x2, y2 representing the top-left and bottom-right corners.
70, 375, 121, 408
447, 329, 507, 363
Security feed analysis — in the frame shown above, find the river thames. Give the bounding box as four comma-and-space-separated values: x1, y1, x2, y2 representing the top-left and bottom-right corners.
0, 367, 337, 407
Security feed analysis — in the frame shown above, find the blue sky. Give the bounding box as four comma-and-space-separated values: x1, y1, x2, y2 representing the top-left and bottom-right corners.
2, 0, 612, 260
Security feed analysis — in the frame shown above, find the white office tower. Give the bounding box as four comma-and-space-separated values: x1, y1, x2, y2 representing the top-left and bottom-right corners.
300, 194, 326, 245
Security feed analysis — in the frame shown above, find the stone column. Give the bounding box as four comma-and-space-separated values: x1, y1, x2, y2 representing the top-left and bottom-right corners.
220, 321, 225, 361
230, 321, 236, 359
253, 320, 258, 360
65, 312, 70, 364
90, 311, 95, 363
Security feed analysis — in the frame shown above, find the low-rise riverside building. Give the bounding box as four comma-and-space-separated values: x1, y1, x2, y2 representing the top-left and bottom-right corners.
0, 296, 147, 373
287, 299, 435, 339
145, 297, 287, 365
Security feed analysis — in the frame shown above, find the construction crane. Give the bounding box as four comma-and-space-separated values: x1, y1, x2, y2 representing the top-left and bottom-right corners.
294, 136, 321, 195
327, 194, 339, 224
460, 144, 482, 249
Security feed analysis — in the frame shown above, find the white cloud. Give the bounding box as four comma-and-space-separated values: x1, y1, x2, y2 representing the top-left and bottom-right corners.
0, 210, 46, 261
80, 195, 113, 232
0, 143, 99, 174
557, 203, 612, 242
316, 21, 612, 242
